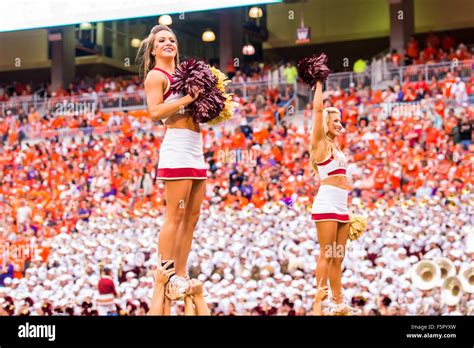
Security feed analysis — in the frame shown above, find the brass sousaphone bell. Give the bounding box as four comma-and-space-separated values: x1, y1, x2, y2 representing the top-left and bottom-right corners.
459, 265, 474, 294
434, 258, 456, 286
441, 276, 464, 306
411, 260, 441, 290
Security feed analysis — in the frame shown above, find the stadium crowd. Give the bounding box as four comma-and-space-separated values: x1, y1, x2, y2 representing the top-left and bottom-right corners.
1, 30, 472, 102
0, 53, 473, 315
386, 32, 472, 67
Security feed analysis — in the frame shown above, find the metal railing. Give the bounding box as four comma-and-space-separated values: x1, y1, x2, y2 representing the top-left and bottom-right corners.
0, 80, 301, 116
1, 59, 472, 118
0, 92, 148, 117
23, 124, 164, 144
376, 59, 473, 84
17, 94, 472, 145
325, 70, 372, 90
226, 79, 297, 100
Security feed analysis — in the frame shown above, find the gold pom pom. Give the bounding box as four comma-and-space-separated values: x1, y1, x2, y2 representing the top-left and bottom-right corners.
210, 66, 231, 93
205, 66, 236, 125
348, 213, 367, 241
207, 94, 237, 125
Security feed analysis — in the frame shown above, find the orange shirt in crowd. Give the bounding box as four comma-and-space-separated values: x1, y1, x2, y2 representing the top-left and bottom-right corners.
443, 79, 455, 98
254, 128, 269, 145
374, 169, 389, 190
261, 110, 275, 126
426, 127, 441, 145
406, 40, 419, 58
434, 99, 446, 117
232, 132, 246, 149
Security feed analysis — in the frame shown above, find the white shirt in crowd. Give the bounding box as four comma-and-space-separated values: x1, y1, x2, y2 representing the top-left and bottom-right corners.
17, 205, 32, 224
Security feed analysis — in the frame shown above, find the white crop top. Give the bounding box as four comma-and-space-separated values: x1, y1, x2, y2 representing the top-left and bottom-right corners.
314, 149, 348, 180
152, 67, 186, 124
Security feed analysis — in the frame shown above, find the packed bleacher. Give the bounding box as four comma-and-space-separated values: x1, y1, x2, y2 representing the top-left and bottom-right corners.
387, 32, 472, 67
0, 54, 473, 316
1, 30, 472, 102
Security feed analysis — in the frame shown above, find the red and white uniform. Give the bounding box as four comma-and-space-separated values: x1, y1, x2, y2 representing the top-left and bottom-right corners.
96, 275, 117, 315
311, 150, 350, 223
152, 67, 185, 124
151, 67, 207, 180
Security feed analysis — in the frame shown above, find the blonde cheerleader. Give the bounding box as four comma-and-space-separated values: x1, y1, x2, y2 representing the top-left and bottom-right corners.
139, 25, 206, 295
309, 80, 359, 315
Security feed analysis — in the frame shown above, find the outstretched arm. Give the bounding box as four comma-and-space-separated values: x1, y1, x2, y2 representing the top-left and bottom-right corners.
312, 278, 328, 315
186, 279, 211, 316
148, 256, 175, 315
193, 293, 210, 316
164, 296, 171, 316
184, 296, 196, 316
310, 81, 325, 151
149, 283, 166, 315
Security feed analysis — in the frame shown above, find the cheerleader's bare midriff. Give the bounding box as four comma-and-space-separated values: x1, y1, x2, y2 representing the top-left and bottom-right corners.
164, 113, 200, 133
320, 175, 351, 191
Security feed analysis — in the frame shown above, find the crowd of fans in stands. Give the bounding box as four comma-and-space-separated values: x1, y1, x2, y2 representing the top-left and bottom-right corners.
387, 31, 472, 67
0, 35, 473, 315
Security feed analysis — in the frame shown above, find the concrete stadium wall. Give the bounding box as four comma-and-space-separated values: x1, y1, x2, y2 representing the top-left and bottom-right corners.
264, 0, 474, 49
0, 29, 49, 71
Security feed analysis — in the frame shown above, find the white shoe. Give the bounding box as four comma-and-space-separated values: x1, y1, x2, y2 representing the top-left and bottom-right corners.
321, 300, 332, 315
330, 301, 361, 315
168, 275, 189, 297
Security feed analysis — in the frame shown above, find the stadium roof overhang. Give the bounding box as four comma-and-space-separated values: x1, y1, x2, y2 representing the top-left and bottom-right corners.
0, 0, 282, 32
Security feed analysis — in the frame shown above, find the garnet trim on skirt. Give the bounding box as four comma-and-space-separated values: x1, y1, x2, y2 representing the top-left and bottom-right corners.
311, 213, 350, 222
156, 168, 207, 180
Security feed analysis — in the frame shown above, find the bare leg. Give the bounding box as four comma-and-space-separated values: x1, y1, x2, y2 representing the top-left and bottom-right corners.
329, 222, 350, 304
315, 221, 338, 291
158, 180, 193, 261
174, 179, 206, 276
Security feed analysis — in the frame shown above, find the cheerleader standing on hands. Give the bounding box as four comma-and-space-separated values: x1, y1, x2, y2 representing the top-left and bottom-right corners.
138, 25, 207, 294
309, 80, 357, 315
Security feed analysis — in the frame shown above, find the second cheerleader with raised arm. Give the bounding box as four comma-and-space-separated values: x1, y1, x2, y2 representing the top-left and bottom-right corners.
309, 80, 358, 315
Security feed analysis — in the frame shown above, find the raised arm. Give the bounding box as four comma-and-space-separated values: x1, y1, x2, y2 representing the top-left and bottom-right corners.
184, 296, 196, 316
312, 278, 328, 316
148, 282, 166, 315
163, 296, 171, 316
186, 279, 210, 316
144, 71, 197, 122
310, 81, 325, 150
148, 257, 174, 315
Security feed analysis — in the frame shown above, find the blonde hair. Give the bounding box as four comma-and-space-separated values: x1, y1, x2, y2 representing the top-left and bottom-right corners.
135, 25, 180, 80
310, 107, 343, 173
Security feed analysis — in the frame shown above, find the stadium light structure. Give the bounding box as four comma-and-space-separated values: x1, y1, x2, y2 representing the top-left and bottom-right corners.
130, 38, 141, 48
248, 6, 263, 18
79, 22, 93, 30
202, 29, 216, 42
0, 0, 282, 32
242, 44, 255, 55
158, 15, 172, 26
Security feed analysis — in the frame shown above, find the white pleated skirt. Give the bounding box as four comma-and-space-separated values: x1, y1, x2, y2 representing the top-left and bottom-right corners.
311, 185, 350, 223
157, 128, 207, 180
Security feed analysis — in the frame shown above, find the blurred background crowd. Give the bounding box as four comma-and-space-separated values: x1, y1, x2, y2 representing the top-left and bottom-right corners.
0, 5, 473, 316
